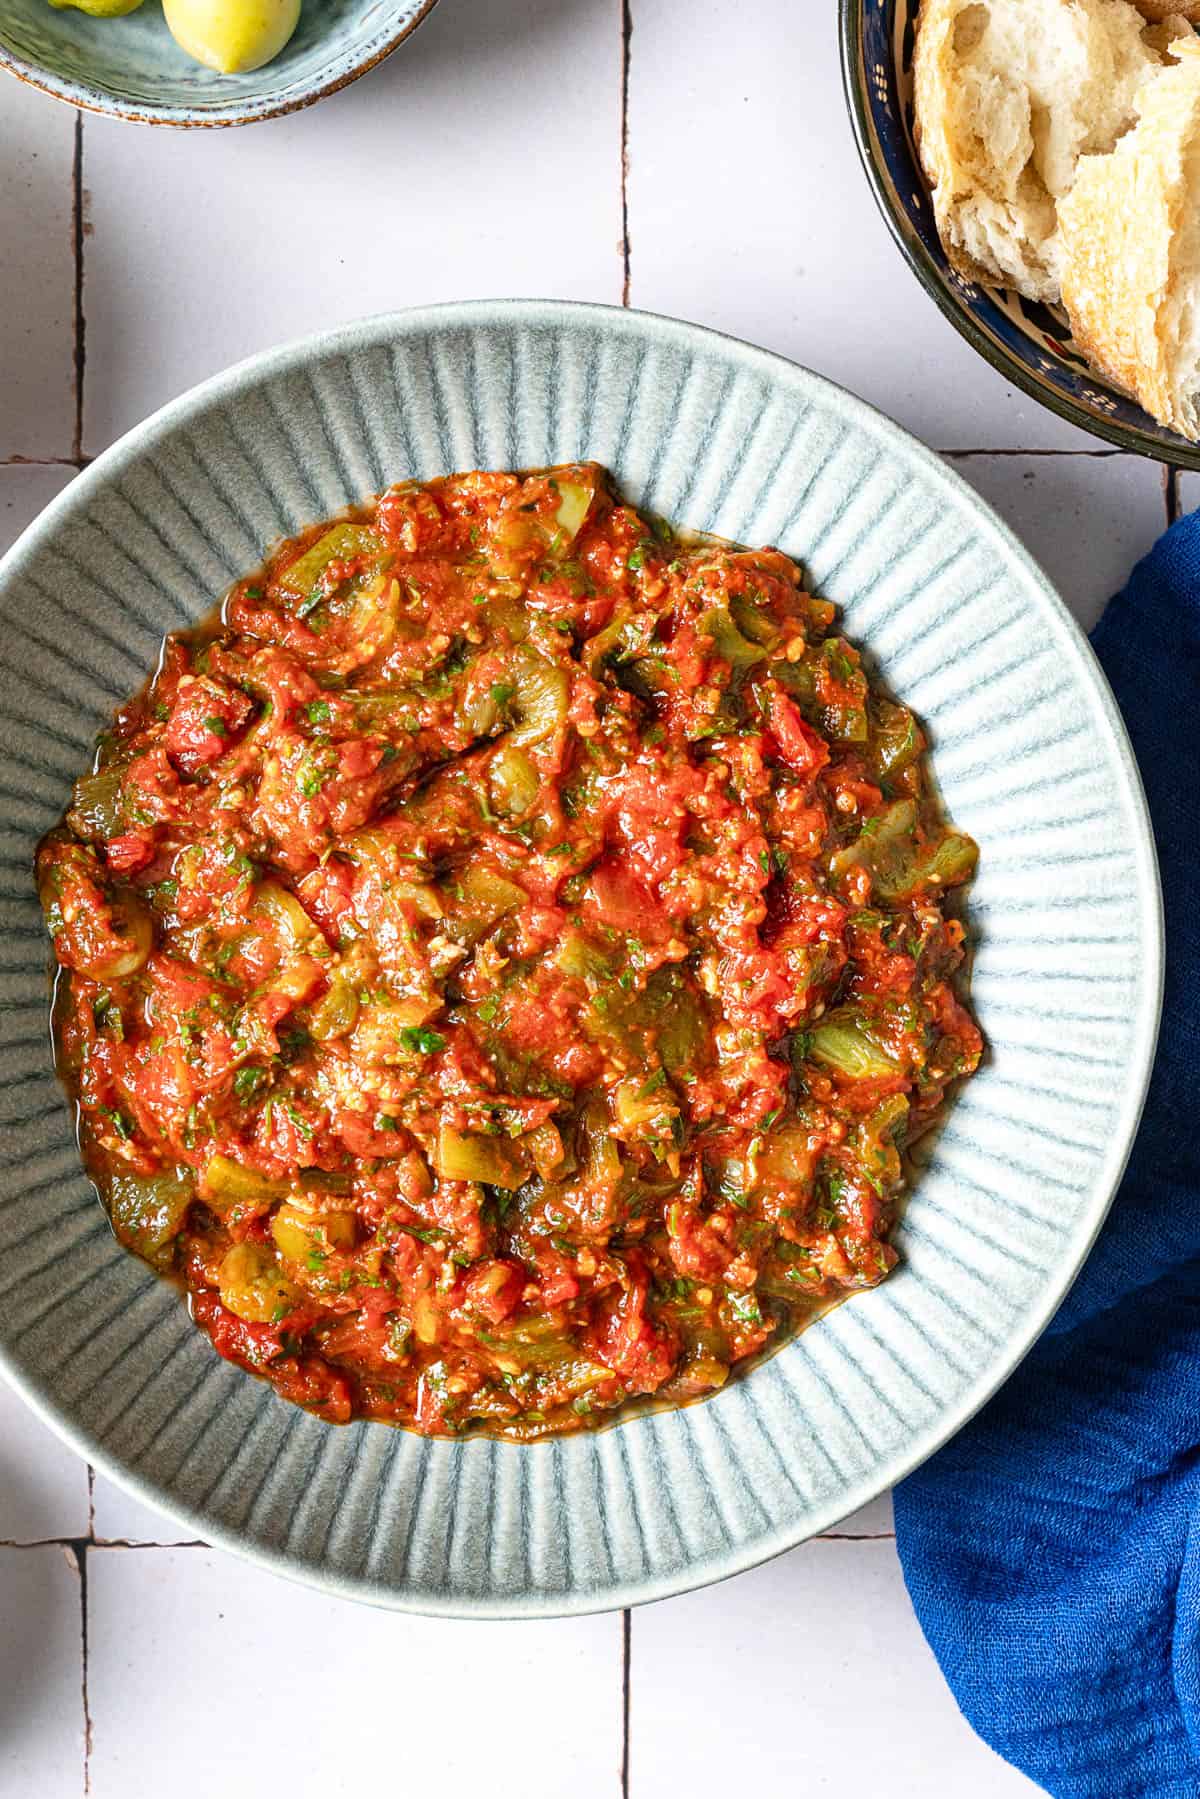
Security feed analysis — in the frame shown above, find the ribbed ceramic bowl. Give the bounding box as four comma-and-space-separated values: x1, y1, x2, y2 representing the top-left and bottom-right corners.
840, 0, 1200, 467
0, 0, 438, 127
0, 301, 1162, 1616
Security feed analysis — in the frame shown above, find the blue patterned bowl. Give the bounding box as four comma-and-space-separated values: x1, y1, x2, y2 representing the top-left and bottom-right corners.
0, 301, 1163, 1615
0, 0, 438, 126
840, 0, 1200, 467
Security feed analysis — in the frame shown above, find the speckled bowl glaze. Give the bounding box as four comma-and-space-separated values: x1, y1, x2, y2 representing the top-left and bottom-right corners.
0, 0, 438, 127
0, 301, 1162, 1616
840, 0, 1200, 468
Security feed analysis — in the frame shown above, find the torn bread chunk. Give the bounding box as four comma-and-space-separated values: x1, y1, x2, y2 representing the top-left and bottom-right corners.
913, 0, 1187, 302
1060, 36, 1200, 438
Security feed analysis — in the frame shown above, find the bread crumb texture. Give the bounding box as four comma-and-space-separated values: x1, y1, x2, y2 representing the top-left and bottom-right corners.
913, 0, 1186, 302
1060, 36, 1200, 436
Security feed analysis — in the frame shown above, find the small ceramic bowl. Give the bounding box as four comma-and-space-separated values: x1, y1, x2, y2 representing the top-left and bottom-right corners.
839, 0, 1200, 468
0, 301, 1163, 1616
0, 0, 439, 127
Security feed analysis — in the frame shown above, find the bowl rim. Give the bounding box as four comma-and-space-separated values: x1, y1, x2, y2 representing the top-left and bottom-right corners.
0, 298, 1166, 1614
0, 0, 440, 128
837, 0, 1200, 471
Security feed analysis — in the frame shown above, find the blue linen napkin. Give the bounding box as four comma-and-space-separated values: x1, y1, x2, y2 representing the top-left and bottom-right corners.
893, 506, 1200, 1798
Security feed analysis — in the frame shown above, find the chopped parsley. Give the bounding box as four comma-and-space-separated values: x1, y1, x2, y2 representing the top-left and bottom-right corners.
233, 1065, 268, 1104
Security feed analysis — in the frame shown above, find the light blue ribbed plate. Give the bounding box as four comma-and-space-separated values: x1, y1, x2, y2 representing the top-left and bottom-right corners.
0, 301, 1163, 1617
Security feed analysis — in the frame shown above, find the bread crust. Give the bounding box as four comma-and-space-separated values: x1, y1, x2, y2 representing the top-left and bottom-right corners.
1059, 38, 1200, 435
912, 0, 1000, 288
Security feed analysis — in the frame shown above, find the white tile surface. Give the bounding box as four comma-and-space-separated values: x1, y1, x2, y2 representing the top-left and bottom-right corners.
631, 1538, 1039, 1796
626, 0, 1095, 453
0, 463, 76, 556
82, 0, 623, 451
822, 1490, 894, 1537
88, 1548, 623, 1799
1176, 471, 1200, 517
951, 454, 1168, 632
91, 1474, 200, 1547
0, 85, 76, 461
0, 2, 1177, 1793
0, 1383, 90, 1545
0, 1547, 85, 1797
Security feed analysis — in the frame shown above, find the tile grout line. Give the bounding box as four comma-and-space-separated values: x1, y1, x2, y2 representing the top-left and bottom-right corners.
0, 1536, 205, 1550
0, 454, 93, 469
61, 1536, 94, 1796
941, 446, 1127, 460
815, 1531, 896, 1541
71, 109, 87, 467
619, 0, 632, 306
81, 1543, 92, 1795
620, 1607, 631, 1798
93, 1538, 208, 1549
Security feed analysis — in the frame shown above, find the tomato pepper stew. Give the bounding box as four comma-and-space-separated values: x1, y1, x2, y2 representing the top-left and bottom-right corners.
37, 464, 982, 1438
